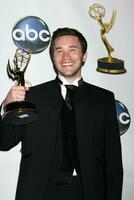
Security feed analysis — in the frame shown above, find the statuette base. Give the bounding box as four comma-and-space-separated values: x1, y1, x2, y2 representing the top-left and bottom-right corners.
2, 101, 38, 125
97, 57, 126, 74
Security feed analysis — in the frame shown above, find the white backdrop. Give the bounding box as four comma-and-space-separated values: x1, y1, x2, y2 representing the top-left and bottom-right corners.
0, 0, 133, 199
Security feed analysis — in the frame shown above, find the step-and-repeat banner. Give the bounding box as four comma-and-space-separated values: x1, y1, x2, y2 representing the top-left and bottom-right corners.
0, 0, 133, 199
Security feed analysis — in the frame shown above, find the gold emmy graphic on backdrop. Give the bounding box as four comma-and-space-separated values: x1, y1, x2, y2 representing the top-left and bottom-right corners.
2, 48, 38, 125
88, 3, 126, 74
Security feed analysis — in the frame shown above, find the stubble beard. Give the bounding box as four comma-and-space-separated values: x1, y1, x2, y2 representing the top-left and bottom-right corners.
59, 65, 82, 79
58, 61, 83, 78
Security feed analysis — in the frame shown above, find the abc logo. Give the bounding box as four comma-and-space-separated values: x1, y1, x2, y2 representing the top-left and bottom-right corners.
115, 100, 131, 135
12, 16, 51, 54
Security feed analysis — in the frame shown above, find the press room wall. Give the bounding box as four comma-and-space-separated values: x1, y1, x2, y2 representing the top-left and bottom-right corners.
0, 0, 133, 199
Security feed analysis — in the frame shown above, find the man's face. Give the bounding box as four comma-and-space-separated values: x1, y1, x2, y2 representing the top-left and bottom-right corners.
53, 35, 87, 79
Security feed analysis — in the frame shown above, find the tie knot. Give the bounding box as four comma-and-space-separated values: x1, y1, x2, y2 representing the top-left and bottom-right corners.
65, 85, 76, 90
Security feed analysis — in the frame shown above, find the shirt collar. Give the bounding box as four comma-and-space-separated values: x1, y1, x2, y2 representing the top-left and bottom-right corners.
58, 74, 81, 87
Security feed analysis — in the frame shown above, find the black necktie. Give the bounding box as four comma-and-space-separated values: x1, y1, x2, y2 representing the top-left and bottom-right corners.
65, 85, 76, 110
55, 76, 84, 110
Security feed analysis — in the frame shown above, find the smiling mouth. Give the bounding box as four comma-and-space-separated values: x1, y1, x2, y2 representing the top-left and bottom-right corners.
62, 63, 74, 67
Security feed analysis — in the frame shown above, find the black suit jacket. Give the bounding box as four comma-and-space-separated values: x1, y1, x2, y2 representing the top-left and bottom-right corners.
0, 79, 123, 200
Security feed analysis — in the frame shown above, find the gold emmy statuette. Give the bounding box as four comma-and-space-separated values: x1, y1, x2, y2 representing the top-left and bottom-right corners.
89, 3, 126, 74
2, 49, 38, 125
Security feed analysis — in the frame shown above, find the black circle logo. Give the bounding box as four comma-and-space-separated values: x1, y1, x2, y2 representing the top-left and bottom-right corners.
12, 16, 51, 54
115, 100, 131, 135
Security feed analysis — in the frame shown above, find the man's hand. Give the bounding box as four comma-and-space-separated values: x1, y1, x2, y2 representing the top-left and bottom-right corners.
3, 86, 29, 105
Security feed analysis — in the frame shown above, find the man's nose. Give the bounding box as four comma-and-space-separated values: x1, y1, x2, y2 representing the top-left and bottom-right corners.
62, 51, 70, 59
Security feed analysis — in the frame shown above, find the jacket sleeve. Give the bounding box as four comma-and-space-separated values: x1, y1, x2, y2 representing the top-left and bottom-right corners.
104, 92, 123, 200
0, 112, 22, 151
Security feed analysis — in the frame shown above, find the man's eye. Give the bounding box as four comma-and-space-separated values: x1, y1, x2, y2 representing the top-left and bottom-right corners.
70, 48, 77, 52
56, 50, 62, 53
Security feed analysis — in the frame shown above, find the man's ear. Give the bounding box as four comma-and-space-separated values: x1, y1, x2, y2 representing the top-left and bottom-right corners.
83, 51, 87, 62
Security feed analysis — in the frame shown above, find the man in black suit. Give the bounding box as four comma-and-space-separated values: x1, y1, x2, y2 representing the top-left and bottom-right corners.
0, 27, 123, 200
